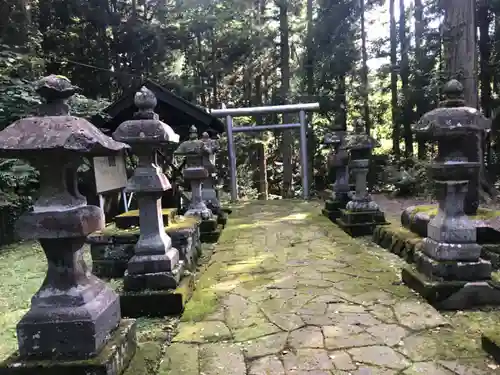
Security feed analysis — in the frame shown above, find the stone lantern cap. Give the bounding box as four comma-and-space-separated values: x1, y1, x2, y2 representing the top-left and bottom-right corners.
0, 75, 129, 158
323, 131, 344, 146
341, 119, 380, 151
113, 86, 180, 145
413, 79, 491, 139
201, 131, 220, 156
175, 125, 206, 157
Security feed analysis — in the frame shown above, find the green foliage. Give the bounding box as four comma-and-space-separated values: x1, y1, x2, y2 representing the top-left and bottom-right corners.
0, 159, 38, 207
378, 155, 431, 198
68, 94, 111, 119
0, 47, 44, 129
0, 0, 497, 206
0, 158, 38, 244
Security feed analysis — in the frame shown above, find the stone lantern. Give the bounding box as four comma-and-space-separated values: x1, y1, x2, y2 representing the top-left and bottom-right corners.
0, 75, 135, 374
112, 86, 182, 292
401, 79, 500, 310
322, 131, 350, 220
336, 119, 387, 236
416, 79, 489, 214
175, 126, 220, 243
200, 132, 221, 214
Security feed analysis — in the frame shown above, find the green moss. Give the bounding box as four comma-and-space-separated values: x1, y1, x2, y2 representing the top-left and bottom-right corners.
116, 208, 177, 218
492, 271, 500, 284
181, 290, 219, 322
438, 309, 500, 359
123, 341, 163, 375
180, 259, 227, 322
158, 343, 198, 375
94, 217, 201, 237
411, 205, 500, 220
0, 241, 48, 360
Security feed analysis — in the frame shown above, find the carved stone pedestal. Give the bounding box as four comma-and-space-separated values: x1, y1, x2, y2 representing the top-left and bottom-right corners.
402, 163, 500, 310
176, 127, 223, 244
88, 209, 201, 279
336, 155, 387, 237
0, 75, 136, 375
323, 134, 350, 221
0, 320, 137, 375
112, 86, 186, 317
337, 209, 388, 237
119, 275, 195, 317
185, 166, 221, 243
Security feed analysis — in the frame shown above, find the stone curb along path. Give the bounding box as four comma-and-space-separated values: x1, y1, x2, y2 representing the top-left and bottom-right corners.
159, 200, 499, 375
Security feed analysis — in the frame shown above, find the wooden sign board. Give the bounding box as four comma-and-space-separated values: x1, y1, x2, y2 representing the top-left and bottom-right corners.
93, 153, 128, 194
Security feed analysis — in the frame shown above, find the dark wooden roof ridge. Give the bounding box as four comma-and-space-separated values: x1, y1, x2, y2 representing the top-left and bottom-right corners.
94, 79, 224, 134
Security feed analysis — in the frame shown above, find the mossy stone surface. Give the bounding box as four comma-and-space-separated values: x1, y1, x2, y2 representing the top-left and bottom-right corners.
115, 208, 178, 229
117, 208, 177, 218
373, 224, 423, 263
89, 216, 201, 242
411, 205, 500, 221
119, 274, 195, 318
0, 320, 137, 375
88, 216, 201, 278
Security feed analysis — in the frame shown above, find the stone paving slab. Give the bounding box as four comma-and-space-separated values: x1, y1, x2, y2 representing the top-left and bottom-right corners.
159, 200, 500, 375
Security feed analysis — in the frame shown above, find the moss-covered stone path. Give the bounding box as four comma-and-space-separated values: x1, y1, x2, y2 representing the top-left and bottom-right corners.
160, 200, 500, 375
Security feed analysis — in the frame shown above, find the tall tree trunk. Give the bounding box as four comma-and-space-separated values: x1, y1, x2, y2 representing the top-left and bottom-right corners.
132, 0, 137, 19
305, 0, 315, 190
442, 0, 484, 213
390, 0, 400, 157
399, 0, 412, 157
414, 0, 426, 159
494, 12, 500, 96
278, 0, 293, 198
442, 0, 478, 107
210, 28, 218, 108
253, 0, 265, 125
360, 0, 370, 134
335, 75, 348, 130
196, 33, 207, 107
478, 0, 492, 117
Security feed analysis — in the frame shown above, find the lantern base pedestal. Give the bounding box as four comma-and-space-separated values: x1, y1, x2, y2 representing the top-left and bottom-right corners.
401, 266, 500, 310
0, 320, 137, 375
335, 209, 388, 237
17, 285, 120, 360
414, 251, 492, 281
123, 264, 182, 291
482, 331, 500, 364
119, 273, 195, 317
216, 210, 229, 227
322, 196, 350, 221
88, 217, 201, 278
91, 243, 135, 279
200, 218, 222, 243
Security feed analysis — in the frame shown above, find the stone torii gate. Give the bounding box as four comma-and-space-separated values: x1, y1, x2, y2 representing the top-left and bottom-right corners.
209, 102, 320, 202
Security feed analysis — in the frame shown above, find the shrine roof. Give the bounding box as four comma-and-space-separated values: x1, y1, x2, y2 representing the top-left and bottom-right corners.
92, 80, 224, 140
